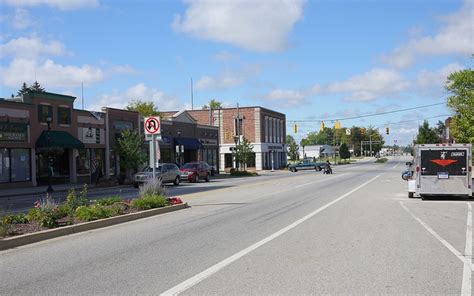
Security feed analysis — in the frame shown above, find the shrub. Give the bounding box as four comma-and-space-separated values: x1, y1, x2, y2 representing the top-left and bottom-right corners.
139, 178, 168, 198
2, 213, 28, 225
65, 185, 89, 211
375, 158, 388, 163
75, 205, 115, 222
0, 222, 11, 237
131, 195, 168, 210
27, 194, 63, 228
94, 196, 122, 206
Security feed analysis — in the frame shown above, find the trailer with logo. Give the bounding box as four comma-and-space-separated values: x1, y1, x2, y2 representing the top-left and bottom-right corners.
406, 144, 472, 199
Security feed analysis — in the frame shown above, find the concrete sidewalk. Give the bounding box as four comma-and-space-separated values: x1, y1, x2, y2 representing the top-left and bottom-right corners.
0, 183, 129, 199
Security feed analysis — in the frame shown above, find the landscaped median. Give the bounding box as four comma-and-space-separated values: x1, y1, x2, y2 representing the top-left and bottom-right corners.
0, 179, 188, 251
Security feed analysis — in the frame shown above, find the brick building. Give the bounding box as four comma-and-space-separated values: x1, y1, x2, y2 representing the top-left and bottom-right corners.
0, 92, 217, 189
184, 106, 287, 171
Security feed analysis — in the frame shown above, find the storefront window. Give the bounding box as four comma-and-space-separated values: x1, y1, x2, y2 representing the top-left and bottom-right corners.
77, 149, 90, 175
109, 149, 116, 176
11, 149, 30, 182
0, 148, 9, 183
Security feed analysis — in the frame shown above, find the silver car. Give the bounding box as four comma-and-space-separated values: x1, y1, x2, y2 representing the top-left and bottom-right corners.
133, 163, 181, 188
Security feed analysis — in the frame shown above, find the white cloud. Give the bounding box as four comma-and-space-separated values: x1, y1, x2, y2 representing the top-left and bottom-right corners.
195, 72, 243, 90
4, 0, 99, 10
172, 0, 306, 52
381, 0, 474, 68
0, 36, 66, 58
11, 8, 35, 29
326, 68, 410, 102
88, 83, 186, 112
263, 89, 307, 107
0, 58, 104, 88
109, 65, 139, 75
214, 51, 238, 62
416, 63, 464, 90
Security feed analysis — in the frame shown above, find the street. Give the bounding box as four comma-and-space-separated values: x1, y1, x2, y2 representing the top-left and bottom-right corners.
1, 157, 472, 295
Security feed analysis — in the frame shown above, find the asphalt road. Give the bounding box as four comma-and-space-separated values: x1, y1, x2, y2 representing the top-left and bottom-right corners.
1, 157, 472, 295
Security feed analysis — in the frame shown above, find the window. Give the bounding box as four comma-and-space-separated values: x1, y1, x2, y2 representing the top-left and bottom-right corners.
58, 107, 71, 125
11, 149, 30, 182
38, 104, 52, 123
234, 117, 243, 136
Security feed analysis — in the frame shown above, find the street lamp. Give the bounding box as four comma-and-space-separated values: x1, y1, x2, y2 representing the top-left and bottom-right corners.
46, 116, 53, 193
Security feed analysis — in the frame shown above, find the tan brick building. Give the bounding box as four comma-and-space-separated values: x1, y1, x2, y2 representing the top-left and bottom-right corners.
184, 106, 287, 171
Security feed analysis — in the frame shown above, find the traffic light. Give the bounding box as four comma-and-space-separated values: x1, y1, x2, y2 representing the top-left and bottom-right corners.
334, 120, 341, 129
293, 123, 298, 133
360, 128, 366, 135
386, 127, 389, 135
320, 121, 325, 131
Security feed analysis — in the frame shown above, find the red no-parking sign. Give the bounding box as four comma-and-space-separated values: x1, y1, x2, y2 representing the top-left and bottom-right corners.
144, 116, 161, 135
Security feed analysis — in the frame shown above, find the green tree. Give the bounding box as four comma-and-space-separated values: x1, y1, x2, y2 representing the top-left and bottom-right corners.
17, 82, 30, 96
446, 68, 474, 144
233, 137, 255, 171
435, 120, 446, 142
30, 81, 45, 92
339, 143, 350, 161
416, 120, 440, 144
202, 99, 223, 110
365, 127, 385, 155
286, 135, 299, 161
115, 130, 147, 180
126, 100, 163, 118
305, 127, 334, 145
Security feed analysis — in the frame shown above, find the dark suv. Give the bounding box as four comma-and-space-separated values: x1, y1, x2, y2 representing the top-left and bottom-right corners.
180, 162, 211, 183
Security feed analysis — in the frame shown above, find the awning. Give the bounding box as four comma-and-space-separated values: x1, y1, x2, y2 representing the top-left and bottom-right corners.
36, 131, 85, 149
174, 137, 203, 150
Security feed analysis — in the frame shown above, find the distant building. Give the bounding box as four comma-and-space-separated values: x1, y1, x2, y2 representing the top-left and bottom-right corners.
298, 145, 335, 159
175, 106, 287, 171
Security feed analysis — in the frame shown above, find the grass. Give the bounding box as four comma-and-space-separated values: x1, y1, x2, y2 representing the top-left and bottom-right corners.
130, 195, 169, 210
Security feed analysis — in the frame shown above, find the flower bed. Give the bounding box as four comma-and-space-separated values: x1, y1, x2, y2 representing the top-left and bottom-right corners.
0, 180, 183, 238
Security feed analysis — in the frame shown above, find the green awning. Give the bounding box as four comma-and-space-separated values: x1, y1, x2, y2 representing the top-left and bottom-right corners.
36, 131, 85, 149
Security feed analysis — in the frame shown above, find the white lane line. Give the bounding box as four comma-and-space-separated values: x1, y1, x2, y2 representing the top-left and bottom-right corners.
462, 202, 472, 295
400, 202, 469, 266
160, 174, 380, 296
392, 162, 400, 169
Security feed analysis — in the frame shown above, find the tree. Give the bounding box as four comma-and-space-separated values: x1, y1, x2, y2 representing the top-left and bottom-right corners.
435, 120, 446, 142
30, 81, 45, 92
339, 143, 350, 161
286, 135, 299, 161
115, 130, 147, 180
17, 82, 30, 96
232, 137, 255, 171
305, 127, 334, 145
202, 99, 222, 110
126, 100, 163, 118
446, 68, 474, 144
416, 120, 441, 144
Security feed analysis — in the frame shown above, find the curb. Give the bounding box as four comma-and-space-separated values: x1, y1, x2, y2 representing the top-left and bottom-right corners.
0, 203, 189, 251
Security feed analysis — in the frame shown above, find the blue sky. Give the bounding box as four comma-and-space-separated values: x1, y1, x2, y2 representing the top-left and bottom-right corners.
0, 0, 472, 146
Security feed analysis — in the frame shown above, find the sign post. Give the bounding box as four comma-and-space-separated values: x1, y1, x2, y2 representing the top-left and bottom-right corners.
144, 116, 161, 179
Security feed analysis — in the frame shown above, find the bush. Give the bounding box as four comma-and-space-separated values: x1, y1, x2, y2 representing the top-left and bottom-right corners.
94, 196, 122, 206
139, 178, 168, 198
375, 158, 388, 163
230, 170, 258, 177
75, 205, 116, 222
131, 195, 168, 210
2, 213, 28, 225
27, 194, 63, 228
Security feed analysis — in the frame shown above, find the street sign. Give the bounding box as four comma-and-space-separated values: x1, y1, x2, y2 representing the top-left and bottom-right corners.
144, 116, 161, 135
346, 128, 351, 136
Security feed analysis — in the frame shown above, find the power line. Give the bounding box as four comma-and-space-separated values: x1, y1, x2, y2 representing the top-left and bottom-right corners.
289, 101, 447, 123
373, 114, 451, 128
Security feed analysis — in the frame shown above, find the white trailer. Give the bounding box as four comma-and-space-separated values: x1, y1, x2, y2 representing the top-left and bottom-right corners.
407, 144, 472, 199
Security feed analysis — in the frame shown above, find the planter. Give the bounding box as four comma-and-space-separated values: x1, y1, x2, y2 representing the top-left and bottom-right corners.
0, 203, 188, 251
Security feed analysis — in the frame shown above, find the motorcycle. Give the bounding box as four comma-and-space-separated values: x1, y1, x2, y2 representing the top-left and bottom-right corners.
323, 165, 333, 174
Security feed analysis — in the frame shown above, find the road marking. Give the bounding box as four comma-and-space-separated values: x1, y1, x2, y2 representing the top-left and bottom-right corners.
462, 202, 472, 295
160, 174, 380, 296
400, 202, 472, 296
392, 162, 400, 169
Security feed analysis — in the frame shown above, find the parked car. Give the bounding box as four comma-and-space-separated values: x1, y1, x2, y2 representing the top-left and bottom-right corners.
288, 158, 324, 172
180, 162, 211, 182
133, 163, 181, 188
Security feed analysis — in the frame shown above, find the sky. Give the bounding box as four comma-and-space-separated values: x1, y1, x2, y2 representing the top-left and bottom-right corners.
0, 0, 472, 146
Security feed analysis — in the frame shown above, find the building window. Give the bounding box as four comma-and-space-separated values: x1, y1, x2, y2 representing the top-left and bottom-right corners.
0, 148, 9, 183
11, 149, 30, 182
234, 117, 243, 136
265, 117, 269, 142
58, 107, 71, 125
77, 149, 90, 175
0, 148, 31, 183
38, 104, 52, 123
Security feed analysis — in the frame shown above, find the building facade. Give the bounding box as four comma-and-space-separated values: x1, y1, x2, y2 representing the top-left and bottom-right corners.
186, 106, 287, 171
0, 92, 218, 189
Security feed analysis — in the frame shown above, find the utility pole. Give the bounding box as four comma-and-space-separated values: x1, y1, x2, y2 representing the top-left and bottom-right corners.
369, 134, 373, 156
